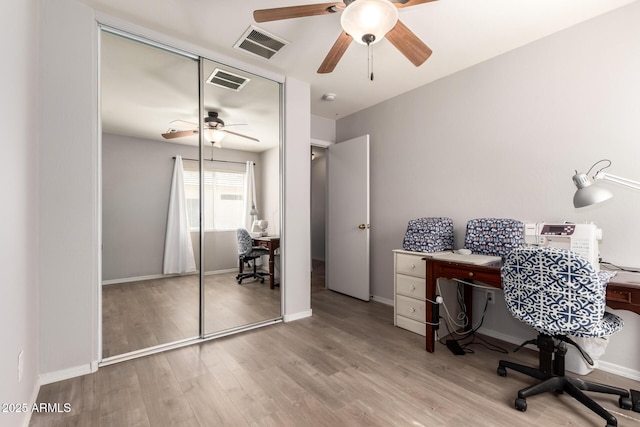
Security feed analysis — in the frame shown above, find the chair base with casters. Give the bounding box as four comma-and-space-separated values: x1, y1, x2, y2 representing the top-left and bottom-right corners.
497, 334, 631, 427
236, 255, 269, 284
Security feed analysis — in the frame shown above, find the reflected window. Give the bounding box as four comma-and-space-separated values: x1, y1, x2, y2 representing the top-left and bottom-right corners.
183, 169, 245, 231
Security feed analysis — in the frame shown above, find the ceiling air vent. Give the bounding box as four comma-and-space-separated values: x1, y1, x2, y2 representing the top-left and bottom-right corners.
206, 68, 251, 92
233, 25, 289, 60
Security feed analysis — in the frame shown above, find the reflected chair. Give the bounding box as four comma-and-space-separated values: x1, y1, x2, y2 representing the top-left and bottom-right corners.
464, 218, 525, 258
497, 246, 630, 427
236, 228, 269, 284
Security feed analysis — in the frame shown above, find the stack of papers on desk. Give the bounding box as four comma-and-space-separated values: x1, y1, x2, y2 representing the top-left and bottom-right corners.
429, 252, 501, 265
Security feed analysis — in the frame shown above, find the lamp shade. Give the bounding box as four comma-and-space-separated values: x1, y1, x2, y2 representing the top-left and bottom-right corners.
572, 172, 613, 208
340, 0, 398, 45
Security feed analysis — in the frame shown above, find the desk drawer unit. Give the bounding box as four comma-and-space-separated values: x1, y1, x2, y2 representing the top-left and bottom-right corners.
393, 250, 431, 336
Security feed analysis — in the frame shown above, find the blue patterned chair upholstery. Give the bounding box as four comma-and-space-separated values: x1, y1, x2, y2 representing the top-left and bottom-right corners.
464, 218, 525, 258
402, 217, 454, 253
236, 228, 269, 284
497, 246, 630, 425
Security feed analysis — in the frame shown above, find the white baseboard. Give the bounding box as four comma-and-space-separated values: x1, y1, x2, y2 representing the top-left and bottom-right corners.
371, 295, 393, 306
478, 327, 640, 381
599, 360, 640, 381
39, 363, 94, 385
102, 269, 237, 285
283, 309, 312, 322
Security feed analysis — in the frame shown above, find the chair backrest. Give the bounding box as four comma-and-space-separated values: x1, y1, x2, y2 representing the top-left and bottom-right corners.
402, 217, 454, 253
501, 246, 607, 335
236, 228, 253, 256
464, 218, 524, 258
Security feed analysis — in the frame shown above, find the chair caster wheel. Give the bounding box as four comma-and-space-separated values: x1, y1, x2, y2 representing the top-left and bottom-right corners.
515, 398, 527, 412
237, 279, 242, 284
260, 278, 265, 284
497, 366, 507, 377
620, 396, 632, 410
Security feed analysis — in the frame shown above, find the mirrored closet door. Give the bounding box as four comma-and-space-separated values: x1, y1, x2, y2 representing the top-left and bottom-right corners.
100, 29, 282, 361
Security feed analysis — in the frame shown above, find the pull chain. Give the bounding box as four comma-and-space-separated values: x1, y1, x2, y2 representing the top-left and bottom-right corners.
368, 42, 374, 81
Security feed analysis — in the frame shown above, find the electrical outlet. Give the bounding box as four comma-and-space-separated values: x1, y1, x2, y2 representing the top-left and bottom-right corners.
18, 350, 24, 382
486, 290, 496, 305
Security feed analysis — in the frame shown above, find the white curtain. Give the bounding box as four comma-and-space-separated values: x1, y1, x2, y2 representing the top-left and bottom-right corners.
163, 155, 196, 274
243, 160, 257, 230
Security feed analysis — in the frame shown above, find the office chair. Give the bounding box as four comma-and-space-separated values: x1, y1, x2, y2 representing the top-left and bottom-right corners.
497, 246, 631, 427
236, 228, 269, 284
464, 218, 525, 258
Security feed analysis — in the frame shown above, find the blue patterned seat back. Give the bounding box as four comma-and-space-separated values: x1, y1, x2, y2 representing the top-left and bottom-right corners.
237, 228, 268, 258
464, 218, 524, 258
236, 228, 254, 256
502, 246, 622, 337
402, 217, 454, 253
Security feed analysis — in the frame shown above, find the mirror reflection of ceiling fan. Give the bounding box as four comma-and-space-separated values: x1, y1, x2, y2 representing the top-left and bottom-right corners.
161, 111, 260, 145
253, 0, 436, 74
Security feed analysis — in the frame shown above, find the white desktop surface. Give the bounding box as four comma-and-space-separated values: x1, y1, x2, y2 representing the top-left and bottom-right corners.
429, 252, 502, 265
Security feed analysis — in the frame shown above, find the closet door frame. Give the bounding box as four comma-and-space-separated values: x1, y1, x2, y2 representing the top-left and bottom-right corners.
98, 24, 284, 367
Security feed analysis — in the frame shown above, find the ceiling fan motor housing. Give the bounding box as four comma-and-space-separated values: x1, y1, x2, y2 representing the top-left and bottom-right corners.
205, 111, 224, 128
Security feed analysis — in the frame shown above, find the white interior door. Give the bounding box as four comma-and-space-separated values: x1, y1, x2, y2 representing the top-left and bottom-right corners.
326, 135, 370, 301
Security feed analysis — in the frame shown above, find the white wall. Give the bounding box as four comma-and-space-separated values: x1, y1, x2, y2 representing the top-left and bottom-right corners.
311, 114, 336, 144
38, 0, 311, 381
0, 1, 41, 426
337, 2, 640, 378
39, 0, 99, 382
283, 77, 312, 320
260, 145, 281, 237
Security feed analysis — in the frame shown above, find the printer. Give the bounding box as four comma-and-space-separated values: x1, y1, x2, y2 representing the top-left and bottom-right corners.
524, 222, 602, 270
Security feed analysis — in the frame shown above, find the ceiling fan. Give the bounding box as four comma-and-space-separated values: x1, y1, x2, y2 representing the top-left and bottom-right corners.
161, 111, 259, 145
253, 0, 436, 74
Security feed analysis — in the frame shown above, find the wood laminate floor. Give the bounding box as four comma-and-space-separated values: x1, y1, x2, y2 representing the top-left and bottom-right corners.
32, 262, 640, 426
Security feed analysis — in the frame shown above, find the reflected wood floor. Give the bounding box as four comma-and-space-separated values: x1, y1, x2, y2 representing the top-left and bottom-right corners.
102, 271, 281, 358
32, 262, 640, 426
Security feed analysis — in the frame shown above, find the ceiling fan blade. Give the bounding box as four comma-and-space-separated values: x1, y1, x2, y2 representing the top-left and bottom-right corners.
162, 129, 198, 139
169, 119, 197, 129
254, 3, 345, 23
385, 20, 432, 67
394, 0, 438, 8
223, 129, 260, 143
318, 31, 353, 74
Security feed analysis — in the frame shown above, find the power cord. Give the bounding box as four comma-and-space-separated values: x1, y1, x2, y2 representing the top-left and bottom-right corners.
438, 286, 509, 355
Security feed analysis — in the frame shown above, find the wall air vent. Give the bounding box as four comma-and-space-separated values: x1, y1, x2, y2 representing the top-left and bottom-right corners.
206, 68, 251, 92
233, 25, 289, 60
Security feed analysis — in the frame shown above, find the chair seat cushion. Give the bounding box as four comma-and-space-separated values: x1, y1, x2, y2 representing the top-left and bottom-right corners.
566, 312, 624, 338
246, 248, 268, 258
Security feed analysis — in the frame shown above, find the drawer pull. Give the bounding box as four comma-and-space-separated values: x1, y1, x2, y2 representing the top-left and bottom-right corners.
468, 272, 474, 278
410, 307, 416, 313
410, 264, 416, 270
410, 285, 416, 291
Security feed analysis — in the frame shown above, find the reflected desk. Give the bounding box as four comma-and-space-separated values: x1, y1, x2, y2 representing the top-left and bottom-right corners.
424, 257, 640, 353
253, 236, 280, 289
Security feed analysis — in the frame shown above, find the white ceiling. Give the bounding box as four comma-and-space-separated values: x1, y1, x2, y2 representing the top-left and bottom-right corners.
86, 0, 637, 147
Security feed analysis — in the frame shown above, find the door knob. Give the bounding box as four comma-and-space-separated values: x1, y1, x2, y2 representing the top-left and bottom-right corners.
358, 224, 370, 230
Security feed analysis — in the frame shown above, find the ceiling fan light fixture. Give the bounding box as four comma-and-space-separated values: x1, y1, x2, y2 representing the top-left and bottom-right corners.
203, 128, 226, 143
340, 0, 398, 45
